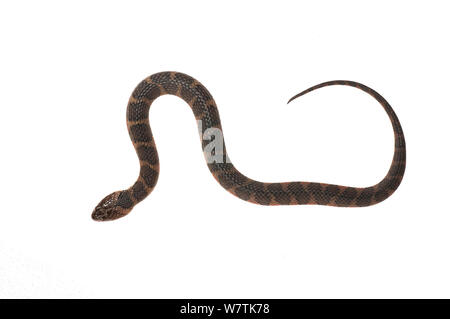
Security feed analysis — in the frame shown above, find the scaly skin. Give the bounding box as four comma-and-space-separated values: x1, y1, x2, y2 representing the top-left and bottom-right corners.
92, 72, 406, 221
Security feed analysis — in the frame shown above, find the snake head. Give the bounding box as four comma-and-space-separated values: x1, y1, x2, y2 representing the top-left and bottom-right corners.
92, 191, 132, 221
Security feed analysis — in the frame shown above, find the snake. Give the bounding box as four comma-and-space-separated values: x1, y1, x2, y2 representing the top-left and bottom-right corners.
92, 71, 406, 221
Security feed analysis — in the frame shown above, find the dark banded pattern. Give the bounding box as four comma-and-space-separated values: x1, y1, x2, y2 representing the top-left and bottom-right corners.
92, 72, 406, 221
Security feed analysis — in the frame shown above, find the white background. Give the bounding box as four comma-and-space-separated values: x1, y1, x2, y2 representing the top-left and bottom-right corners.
0, 1, 449, 298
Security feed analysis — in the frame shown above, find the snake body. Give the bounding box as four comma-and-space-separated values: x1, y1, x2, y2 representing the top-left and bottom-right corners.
92, 72, 406, 221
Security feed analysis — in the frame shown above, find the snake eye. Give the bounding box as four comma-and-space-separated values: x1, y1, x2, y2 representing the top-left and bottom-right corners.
100, 192, 118, 208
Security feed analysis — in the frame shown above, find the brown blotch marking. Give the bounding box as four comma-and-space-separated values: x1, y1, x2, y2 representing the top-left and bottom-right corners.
140, 165, 159, 188
174, 72, 195, 85
137, 145, 158, 165
127, 100, 149, 122
204, 104, 221, 127
162, 81, 179, 94
192, 97, 205, 119
131, 181, 148, 201
117, 191, 134, 209
244, 181, 265, 193
287, 183, 311, 204
374, 189, 390, 203
267, 184, 291, 205
320, 184, 341, 205
194, 83, 213, 102
213, 167, 249, 189
216, 173, 235, 190
208, 162, 235, 174
355, 188, 374, 206
150, 72, 171, 84
234, 186, 252, 201
145, 85, 161, 101
307, 183, 324, 204
253, 190, 272, 205
377, 176, 396, 192
180, 86, 195, 103
334, 188, 357, 206
129, 123, 153, 143
132, 80, 161, 101
131, 80, 151, 99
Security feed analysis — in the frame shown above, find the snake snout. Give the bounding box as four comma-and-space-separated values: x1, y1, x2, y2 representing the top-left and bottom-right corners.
91, 208, 109, 221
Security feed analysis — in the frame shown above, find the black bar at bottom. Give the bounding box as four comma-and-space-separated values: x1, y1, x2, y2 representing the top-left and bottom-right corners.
1, 299, 448, 317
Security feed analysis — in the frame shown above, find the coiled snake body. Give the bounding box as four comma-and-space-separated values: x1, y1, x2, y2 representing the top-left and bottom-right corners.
92, 72, 406, 221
